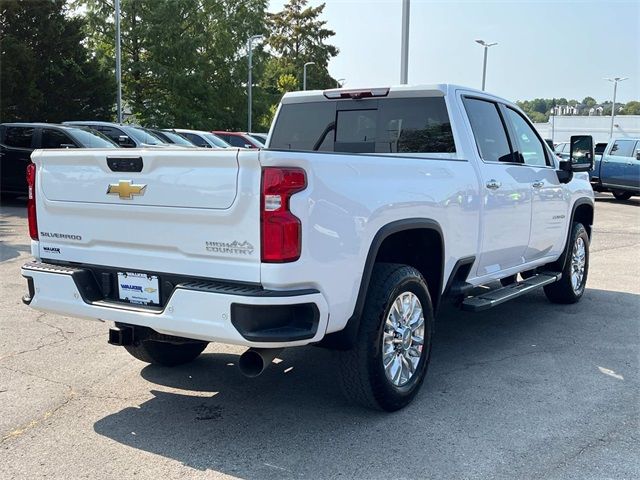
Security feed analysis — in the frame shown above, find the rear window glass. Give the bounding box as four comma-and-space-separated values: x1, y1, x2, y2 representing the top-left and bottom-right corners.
41, 129, 76, 148
269, 97, 456, 154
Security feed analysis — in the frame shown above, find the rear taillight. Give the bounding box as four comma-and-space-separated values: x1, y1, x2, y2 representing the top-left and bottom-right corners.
261, 167, 306, 263
26, 163, 38, 240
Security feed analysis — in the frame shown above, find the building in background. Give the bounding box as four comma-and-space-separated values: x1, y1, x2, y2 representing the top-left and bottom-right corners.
534, 115, 640, 143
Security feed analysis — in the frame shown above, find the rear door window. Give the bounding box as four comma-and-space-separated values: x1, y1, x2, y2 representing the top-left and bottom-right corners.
463, 97, 515, 163
3, 126, 35, 149
41, 129, 76, 148
269, 97, 456, 154
610, 139, 635, 157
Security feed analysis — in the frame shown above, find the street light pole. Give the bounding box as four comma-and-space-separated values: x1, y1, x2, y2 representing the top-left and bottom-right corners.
247, 34, 264, 133
605, 77, 628, 138
115, 0, 122, 123
303, 62, 315, 90
400, 0, 410, 84
475, 40, 497, 91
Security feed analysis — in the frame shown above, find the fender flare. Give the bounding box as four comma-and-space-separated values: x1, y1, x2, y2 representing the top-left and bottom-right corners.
548, 198, 594, 272
318, 218, 444, 350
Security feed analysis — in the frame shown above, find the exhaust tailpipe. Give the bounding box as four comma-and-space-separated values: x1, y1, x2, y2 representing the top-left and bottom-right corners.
238, 348, 283, 378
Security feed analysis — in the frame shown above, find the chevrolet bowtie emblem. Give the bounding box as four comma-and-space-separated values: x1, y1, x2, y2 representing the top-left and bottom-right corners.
107, 180, 147, 200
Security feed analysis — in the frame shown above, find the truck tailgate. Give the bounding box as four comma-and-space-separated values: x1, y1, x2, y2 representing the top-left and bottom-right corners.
32, 148, 262, 283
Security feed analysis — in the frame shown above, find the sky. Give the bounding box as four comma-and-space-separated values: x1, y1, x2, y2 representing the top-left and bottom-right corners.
268, 0, 640, 104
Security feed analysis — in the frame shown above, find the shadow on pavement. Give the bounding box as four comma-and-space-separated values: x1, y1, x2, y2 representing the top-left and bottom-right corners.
594, 193, 639, 206
93, 287, 639, 478
0, 200, 29, 263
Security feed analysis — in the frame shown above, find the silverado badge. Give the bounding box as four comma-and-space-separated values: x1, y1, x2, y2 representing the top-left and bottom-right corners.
107, 180, 147, 200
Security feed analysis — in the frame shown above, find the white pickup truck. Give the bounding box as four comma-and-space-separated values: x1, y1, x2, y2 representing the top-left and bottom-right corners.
22, 85, 595, 411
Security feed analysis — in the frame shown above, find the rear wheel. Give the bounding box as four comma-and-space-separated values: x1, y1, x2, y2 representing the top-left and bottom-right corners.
337, 263, 434, 411
612, 190, 632, 201
124, 339, 208, 367
544, 222, 589, 304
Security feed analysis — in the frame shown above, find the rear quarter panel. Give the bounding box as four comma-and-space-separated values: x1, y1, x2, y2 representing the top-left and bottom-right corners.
259, 149, 481, 334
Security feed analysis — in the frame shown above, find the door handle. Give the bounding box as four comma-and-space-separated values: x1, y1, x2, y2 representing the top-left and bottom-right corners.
532, 181, 544, 188
486, 179, 501, 190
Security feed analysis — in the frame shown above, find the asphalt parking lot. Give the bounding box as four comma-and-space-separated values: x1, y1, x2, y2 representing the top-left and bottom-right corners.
0, 194, 638, 480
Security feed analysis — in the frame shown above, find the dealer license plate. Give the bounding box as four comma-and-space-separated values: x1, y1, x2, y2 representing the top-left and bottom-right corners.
117, 272, 160, 306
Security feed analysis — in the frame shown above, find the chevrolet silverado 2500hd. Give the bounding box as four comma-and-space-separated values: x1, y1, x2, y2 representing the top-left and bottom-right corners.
21, 85, 595, 411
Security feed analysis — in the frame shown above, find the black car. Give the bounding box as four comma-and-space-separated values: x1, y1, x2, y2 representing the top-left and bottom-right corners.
63, 121, 168, 148
0, 123, 118, 198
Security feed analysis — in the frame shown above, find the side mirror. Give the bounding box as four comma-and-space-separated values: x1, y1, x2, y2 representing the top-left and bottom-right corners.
569, 135, 593, 172
636, 151, 640, 161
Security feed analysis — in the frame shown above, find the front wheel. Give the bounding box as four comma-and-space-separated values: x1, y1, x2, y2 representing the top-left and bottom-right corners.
337, 263, 434, 411
544, 222, 589, 304
612, 190, 632, 201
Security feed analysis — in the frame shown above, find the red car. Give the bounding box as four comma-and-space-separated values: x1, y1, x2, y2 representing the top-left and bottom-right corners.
212, 131, 264, 149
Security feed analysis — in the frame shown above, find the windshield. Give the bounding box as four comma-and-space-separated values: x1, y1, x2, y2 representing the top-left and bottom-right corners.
124, 126, 166, 145
66, 127, 118, 148
203, 133, 231, 148
159, 130, 195, 146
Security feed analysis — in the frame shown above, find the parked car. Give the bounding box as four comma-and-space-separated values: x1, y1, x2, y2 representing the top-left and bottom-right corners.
63, 121, 168, 148
213, 131, 264, 148
172, 129, 231, 148
21, 84, 595, 411
590, 137, 640, 200
146, 128, 196, 147
0, 123, 117, 198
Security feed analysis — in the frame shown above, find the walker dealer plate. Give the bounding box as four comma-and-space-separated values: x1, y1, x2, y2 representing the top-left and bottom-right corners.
117, 272, 160, 306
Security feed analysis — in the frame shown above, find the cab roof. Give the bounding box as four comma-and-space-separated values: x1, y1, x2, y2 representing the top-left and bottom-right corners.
281, 84, 515, 108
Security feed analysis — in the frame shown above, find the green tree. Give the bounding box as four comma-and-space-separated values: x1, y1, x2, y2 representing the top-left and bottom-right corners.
277, 73, 298, 93
582, 96, 597, 108
266, 0, 338, 91
80, 0, 268, 129
0, 0, 115, 122
622, 101, 640, 115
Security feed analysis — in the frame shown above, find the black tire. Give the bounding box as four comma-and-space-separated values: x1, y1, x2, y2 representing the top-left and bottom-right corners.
124, 339, 208, 367
612, 190, 632, 201
544, 222, 589, 304
337, 263, 434, 411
